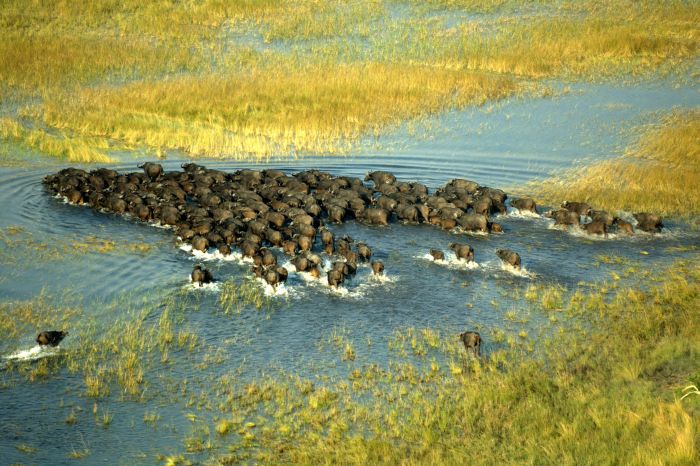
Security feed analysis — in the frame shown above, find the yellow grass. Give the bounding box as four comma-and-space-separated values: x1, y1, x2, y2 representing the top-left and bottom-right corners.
32, 65, 518, 158
0, 1, 698, 161
0, 117, 112, 163
530, 110, 700, 216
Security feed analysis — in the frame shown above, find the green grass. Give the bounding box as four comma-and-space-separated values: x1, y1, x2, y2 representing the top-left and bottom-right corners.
1, 258, 698, 463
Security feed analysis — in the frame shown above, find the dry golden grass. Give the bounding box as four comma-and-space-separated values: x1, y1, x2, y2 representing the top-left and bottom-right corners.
0, 117, 112, 163
530, 110, 700, 216
32, 65, 518, 158
0, 1, 698, 161
451, 1, 700, 78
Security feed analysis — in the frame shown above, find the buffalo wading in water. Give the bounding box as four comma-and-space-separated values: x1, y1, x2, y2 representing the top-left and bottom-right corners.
36, 330, 68, 347
459, 331, 481, 357
371, 260, 385, 276
191, 264, 214, 286
430, 249, 445, 261
43, 164, 666, 292
449, 243, 474, 262
496, 248, 521, 270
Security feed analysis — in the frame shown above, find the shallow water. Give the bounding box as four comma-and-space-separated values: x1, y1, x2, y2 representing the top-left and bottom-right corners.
0, 81, 698, 464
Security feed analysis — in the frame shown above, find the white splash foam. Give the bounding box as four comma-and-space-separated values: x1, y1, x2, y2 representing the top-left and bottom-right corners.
419, 253, 480, 270
452, 227, 489, 236
184, 281, 221, 292
321, 257, 334, 272
368, 273, 396, 284
255, 278, 292, 297
566, 226, 623, 241
499, 262, 535, 278
149, 221, 173, 230
506, 207, 542, 219
179, 243, 250, 264
311, 266, 396, 298
3, 345, 61, 362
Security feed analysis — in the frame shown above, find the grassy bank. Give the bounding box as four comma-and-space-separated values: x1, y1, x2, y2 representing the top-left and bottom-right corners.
0, 1, 697, 161
530, 109, 700, 217
29, 65, 518, 159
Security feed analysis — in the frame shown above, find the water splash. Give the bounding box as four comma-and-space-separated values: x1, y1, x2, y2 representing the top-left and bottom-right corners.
498, 262, 535, 278
254, 278, 293, 297
418, 252, 480, 270
184, 280, 221, 292
3, 345, 61, 363
179, 243, 250, 264
505, 207, 542, 219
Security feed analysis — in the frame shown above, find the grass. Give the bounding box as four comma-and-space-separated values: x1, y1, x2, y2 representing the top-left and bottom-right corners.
0, 1, 697, 161
219, 278, 272, 313
190, 258, 700, 464
530, 109, 700, 217
456, 1, 699, 79
30, 65, 518, 159
0, 117, 112, 163
5, 256, 696, 463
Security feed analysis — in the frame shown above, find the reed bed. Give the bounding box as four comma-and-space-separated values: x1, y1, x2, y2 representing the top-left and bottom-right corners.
2, 258, 698, 463
32, 65, 518, 159
196, 259, 699, 464
530, 110, 700, 216
0, 1, 697, 161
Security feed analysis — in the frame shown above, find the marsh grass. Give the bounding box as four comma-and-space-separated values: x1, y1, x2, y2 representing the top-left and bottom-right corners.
0, 226, 157, 266
0, 117, 112, 163
155, 258, 700, 464
1, 289, 203, 401
530, 110, 700, 216
2, 1, 697, 161
219, 278, 273, 313
31, 65, 518, 159
456, 2, 699, 79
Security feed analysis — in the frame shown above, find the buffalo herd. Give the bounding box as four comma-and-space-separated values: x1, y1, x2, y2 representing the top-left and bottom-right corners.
43, 162, 663, 289
43, 162, 665, 355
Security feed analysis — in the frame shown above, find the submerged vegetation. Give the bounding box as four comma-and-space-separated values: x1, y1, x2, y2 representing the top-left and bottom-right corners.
0, 0, 697, 161
531, 109, 700, 217
1, 257, 698, 463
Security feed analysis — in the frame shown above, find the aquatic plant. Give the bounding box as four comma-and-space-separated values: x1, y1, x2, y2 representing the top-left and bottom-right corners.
175, 258, 698, 464
531, 110, 700, 216
30, 65, 518, 159
218, 278, 272, 314
2, 1, 696, 161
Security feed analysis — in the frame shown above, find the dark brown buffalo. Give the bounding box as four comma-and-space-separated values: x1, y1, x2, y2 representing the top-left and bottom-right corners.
496, 248, 521, 269
459, 331, 481, 357
36, 330, 68, 347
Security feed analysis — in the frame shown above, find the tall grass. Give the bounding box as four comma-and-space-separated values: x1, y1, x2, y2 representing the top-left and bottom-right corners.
0, 117, 112, 163
530, 110, 700, 216
1, 0, 697, 161
2, 259, 698, 463
201, 259, 700, 464
32, 65, 518, 158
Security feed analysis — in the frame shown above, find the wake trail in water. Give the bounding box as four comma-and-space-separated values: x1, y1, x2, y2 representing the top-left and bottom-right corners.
418, 252, 480, 270
3, 345, 62, 366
